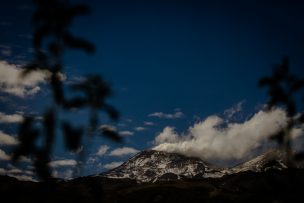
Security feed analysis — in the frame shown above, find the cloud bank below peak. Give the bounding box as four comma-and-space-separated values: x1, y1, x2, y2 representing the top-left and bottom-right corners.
153, 107, 304, 162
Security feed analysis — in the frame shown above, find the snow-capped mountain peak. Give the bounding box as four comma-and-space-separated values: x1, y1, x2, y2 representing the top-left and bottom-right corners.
232, 149, 287, 173
101, 149, 290, 183
103, 150, 226, 182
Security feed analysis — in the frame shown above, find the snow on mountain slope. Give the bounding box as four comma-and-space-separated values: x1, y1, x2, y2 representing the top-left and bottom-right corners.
231, 149, 287, 173
102, 150, 227, 182
101, 149, 290, 182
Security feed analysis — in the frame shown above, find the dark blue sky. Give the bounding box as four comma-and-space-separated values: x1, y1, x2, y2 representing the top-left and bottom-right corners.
0, 0, 304, 179
73, 0, 304, 116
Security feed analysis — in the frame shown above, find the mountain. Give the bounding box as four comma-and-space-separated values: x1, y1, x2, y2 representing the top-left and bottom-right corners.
232, 149, 287, 173
1, 149, 304, 202
103, 150, 227, 182
2, 168, 304, 203
102, 149, 289, 182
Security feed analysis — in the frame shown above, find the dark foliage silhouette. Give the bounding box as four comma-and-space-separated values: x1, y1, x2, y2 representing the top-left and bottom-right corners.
259, 57, 304, 164
1, 168, 304, 203
13, 0, 122, 180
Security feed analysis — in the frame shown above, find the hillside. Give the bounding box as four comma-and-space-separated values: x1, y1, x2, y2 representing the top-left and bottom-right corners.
0, 150, 304, 202
1, 169, 304, 202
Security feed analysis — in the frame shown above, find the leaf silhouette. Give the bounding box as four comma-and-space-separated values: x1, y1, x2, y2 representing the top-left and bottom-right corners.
62, 122, 83, 151
14, 0, 121, 180
259, 56, 304, 165
99, 126, 122, 143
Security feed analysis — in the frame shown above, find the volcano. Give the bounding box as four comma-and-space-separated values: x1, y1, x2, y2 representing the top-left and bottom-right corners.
102, 149, 288, 182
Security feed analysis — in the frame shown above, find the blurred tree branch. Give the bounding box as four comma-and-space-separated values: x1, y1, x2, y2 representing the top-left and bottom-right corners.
13, 0, 122, 180
259, 57, 304, 165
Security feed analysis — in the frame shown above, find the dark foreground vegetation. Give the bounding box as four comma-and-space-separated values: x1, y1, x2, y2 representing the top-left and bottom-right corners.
1, 168, 304, 203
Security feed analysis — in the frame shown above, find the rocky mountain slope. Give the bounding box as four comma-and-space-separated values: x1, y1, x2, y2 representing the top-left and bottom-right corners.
102, 149, 288, 182
103, 150, 226, 182
231, 149, 287, 173
1, 149, 303, 203
2, 168, 304, 203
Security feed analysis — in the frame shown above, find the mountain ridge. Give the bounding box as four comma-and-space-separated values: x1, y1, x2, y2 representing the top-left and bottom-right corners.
1, 149, 304, 202
101, 149, 288, 182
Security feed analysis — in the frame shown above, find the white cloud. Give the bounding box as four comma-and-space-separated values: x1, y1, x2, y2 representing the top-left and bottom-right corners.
0, 168, 6, 175
0, 148, 11, 160
148, 111, 184, 119
7, 168, 23, 174
0, 165, 36, 181
96, 145, 110, 156
71, 146, 83, 154
24, 170, 34, 176
4, 166, 33, 176
144, 122, 155, 126
53, 169, 74, 180
291, 126, 304, 139
134, 127, 146, 132
49, 159, 77, 168
109, 147, 139, 157
9, 174, 36, 182
153, 107, 300, 162
87, 156, 97, 164
65, 75, 85, 85
154, 127, 179, 145
98, 124, 117, 132
0, 112, 24, 123
0, 131, 19, 145
19, 156, 32, 163
224, 100, 245, 118
119, 131, 134, 136
0, 60, 50, 97
103, 161, 123, 170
